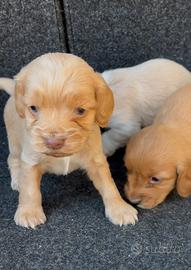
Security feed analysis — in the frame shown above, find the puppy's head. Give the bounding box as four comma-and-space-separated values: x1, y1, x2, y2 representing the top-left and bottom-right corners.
124, 125, 191, 208
14, 53, 113, 157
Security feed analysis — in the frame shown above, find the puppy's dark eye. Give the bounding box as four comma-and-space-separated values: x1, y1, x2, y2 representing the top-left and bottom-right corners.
29, 105, 38, 114
150, 177, 160, 184
75, 107, 86, 115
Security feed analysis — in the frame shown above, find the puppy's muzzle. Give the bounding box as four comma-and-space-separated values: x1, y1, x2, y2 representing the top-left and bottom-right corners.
45, 137, 65, 150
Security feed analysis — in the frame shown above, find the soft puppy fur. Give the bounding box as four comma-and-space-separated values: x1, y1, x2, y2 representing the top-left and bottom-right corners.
102, 59, 191, 156
124, 84, 191, 209
1, 53, 137, 228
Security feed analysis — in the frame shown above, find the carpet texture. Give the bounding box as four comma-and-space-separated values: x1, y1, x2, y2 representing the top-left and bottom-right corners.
1, 0, 191, 269
63, 0, 191, 72
0, 0, 66, 77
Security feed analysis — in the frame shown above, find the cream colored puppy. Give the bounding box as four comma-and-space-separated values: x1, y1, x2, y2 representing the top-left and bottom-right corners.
102, 59, 191, 156
0, 53, 137, 228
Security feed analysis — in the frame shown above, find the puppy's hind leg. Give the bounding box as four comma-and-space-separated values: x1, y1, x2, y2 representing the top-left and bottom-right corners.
4, 98, 21, 191
102, 122, 141, 157
102, 129, 123, 157
8, 155, 21, 191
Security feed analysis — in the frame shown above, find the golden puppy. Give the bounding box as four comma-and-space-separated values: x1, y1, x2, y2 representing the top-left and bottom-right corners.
0, 53, 137, 228
124, 84, 191, 209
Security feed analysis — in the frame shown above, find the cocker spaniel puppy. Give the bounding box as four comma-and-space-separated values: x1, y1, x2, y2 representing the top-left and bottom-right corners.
0, 53, 137, 228
102, 59, 191, 156
124, 84, 191, 208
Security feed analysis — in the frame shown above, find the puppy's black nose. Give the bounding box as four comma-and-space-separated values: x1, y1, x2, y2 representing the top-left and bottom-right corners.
45, 138, 65, 150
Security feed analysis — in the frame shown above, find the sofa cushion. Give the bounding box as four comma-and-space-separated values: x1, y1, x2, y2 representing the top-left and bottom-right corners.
63, 0, 191, 71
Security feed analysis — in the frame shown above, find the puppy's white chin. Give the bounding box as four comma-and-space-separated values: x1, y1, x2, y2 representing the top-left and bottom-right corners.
137, 203, 155, 209
128, 198, 141, 204
44, 152, 72, 158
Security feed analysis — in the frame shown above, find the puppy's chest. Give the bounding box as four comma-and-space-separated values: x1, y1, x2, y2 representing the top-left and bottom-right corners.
43, 156, 80, 176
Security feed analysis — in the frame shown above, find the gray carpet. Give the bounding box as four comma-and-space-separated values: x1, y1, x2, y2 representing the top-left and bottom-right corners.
0, 94, 191, 270
1, 1, 191, 268
63, 0, 191, 72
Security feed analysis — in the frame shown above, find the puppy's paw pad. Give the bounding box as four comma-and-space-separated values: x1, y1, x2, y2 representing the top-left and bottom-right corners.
105, 200, 138, 226
14, 207, 46, 229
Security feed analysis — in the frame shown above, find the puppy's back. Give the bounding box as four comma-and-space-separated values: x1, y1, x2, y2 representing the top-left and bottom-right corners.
102, 59, 191, 125
154, 85, 191, 126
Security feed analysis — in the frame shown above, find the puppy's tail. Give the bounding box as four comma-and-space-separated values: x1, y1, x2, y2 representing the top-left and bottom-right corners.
0, 78, 15, 95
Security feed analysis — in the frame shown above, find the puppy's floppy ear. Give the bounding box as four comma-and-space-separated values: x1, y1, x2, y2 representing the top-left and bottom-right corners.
15, 80, 25, 118
94, 73, 114, 127
176, 164, 191, 197
14, 70, 26, 118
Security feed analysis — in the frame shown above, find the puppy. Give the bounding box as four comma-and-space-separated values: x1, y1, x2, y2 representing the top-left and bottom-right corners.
0, 53, 137, 228
124, 84, 191, 208
102, 59, 191, 156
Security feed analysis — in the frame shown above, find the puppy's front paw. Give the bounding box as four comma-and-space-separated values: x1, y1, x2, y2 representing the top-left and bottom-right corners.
14, 206, 46, 229
105, 199, 138, 226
